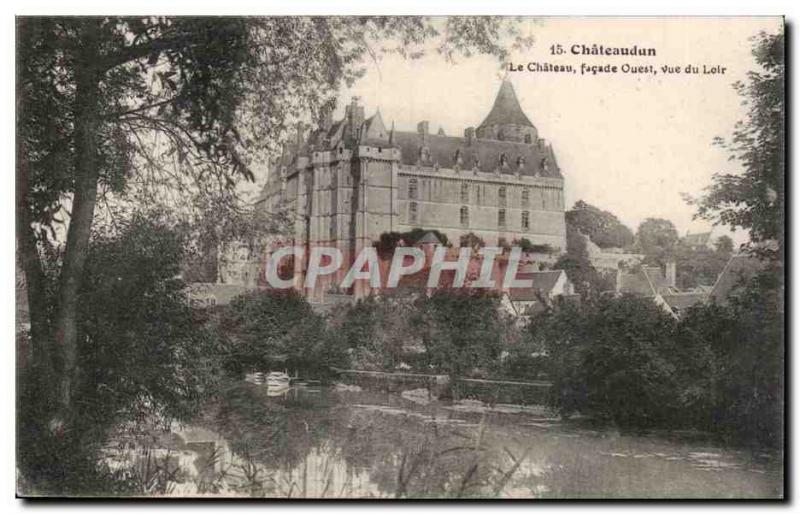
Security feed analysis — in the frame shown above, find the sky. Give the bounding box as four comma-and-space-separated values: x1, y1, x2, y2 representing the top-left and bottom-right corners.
332, 17, 783, 245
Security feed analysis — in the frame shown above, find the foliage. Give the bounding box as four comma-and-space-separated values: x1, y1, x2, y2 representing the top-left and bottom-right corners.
553, 223, 613, 297
327, 291, 423, 371
414, 289, 505, 378
686, 31, 784, 261
536, 267, 783, 448
374, 228, 450, 257
512, 237, 554, 254
715, 235, 735, 254
540, 295, 682, 429
18, 214, 219, 494
676, 267, 783, 448
459, 232, 486, 250
672, 240, 731, 290
635, 217, 679, 265
219, 289, 338, 375
566, 200, 635, 249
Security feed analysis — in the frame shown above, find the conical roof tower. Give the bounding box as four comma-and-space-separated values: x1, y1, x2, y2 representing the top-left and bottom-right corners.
476, 78, 537, 143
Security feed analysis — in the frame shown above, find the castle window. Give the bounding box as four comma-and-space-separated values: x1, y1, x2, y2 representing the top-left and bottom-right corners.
498, 187, 507, 207
409, 202, 418, 224
460, 183, 469, 203
460, 206, 469, 227
408, 178, 418, 200
522, 188, 530, 208
522, 211, 530, 230
498, 209, 506, 228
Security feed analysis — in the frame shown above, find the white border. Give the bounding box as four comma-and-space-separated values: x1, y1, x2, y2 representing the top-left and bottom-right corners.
2, 3, 795, 513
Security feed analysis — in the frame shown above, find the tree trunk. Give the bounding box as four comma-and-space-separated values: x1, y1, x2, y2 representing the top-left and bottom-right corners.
15, 52, 51, 369
16, 139, 50, 369
53, 22, 102, 413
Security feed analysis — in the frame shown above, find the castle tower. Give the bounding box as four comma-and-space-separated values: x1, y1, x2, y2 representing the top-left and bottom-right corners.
475, 78, 538, 143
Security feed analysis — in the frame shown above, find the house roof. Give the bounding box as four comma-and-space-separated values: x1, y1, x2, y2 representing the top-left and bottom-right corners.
661, 292, 706, 312
417, 232, 443, 245
708, 254, 765, 304
186, 283, 254, 306
478, 79, 534, 128
508, 270, 563, 301
618, 266, 672, 296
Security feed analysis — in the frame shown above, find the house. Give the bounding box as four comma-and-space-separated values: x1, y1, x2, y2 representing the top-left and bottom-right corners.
683, 231, 715, 251
615, 260, 706, 319
186, 283, 255, 308
502, 269, 574, 317
584, 234, 644, 272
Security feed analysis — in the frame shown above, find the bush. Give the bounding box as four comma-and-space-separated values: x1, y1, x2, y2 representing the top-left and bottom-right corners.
18, 214, 220, 495
415, 289, 505, 378
676, 268, 784, 448
539, 295, 683, 429
219, 289, 343, 375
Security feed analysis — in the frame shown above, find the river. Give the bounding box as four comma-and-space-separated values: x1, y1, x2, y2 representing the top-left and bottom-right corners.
101, 381, 783, 499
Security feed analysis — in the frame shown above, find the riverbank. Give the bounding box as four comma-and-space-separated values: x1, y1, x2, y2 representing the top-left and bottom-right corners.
96, 380, 782, 498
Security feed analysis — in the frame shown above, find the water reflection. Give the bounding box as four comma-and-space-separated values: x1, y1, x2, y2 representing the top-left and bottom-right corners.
104, 382, 783, 498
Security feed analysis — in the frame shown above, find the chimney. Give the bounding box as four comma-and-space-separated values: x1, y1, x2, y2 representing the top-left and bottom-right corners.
417, 120, 429, 146
464, 127, 475, 146
321, 108, 333, 132
295, 121, 305, 148
665, 258, 676, 288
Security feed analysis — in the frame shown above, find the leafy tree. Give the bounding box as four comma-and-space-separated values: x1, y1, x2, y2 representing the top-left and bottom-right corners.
677, 269, 783, 448
673, 242, 729, 289
374, 228, 450, 257
566, 200, 635, 249
553, 223, 612, 297
541, 295, 683, 429
17, 16, 533, 424
414, 290, 505, 379
220, 289, 336, 375
18, 213, 220, 494
327, 291, 422, 371
635, 217, 679, 265
714, 234, 735, 255
459, 232, 486, 250
686, 31, 784, 261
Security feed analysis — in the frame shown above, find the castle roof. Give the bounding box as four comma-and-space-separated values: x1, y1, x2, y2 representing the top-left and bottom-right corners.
478, 79, 534, 129
391, 130, 561, 178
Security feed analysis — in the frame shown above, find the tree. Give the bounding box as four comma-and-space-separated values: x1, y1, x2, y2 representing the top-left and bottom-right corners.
566, 200, 635, 249
17, 16, 534, 422
414, 290, 505, 379
714, 234, 735, 255
18, 213, 221, 494
677, 270, 783, 448
553, 223, 612, 297
459, 232, 486, 250
635, 217, 679, 265
542, 295, 683, 429
686, 31, 784, 261
221, 290, 332, 374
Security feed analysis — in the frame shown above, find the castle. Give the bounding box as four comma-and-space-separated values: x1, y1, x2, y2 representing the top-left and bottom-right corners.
249, 78, 567, 299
